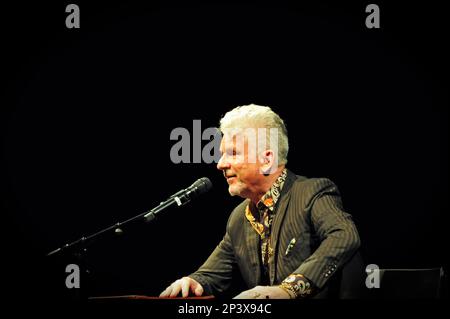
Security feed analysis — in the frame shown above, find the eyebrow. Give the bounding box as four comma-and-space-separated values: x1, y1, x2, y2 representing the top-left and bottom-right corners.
220, 146, 235, 154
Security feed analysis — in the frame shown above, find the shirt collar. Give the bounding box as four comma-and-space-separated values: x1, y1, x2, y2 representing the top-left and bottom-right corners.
255, 168, 288, 213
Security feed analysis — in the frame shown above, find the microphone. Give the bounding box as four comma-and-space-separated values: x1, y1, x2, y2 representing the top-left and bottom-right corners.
144, 177, 212, 221
170, 177, 212, 204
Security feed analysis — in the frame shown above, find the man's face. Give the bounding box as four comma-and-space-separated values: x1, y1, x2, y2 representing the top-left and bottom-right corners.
216, 131, 265, 198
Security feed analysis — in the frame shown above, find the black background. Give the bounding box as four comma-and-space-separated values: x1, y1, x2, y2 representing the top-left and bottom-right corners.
2, 0, 448, 306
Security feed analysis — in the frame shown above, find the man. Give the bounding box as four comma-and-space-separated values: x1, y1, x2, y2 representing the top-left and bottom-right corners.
160, 104, 361, 299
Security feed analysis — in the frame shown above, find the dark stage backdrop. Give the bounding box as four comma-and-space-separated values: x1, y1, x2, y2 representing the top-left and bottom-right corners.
2, 1, 448, 302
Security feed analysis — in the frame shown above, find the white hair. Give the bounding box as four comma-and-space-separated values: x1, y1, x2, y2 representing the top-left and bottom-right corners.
219, 104, 289, 165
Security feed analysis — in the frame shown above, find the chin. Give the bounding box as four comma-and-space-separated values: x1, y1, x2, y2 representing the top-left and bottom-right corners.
228, 184, 247, 198
228, 186, 239, 196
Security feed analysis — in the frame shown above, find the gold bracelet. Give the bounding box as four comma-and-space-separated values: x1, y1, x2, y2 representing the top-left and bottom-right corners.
280, 274, 313, 299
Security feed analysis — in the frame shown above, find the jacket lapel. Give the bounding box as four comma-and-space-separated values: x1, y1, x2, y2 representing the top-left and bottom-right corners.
244, 211, 262, 287
269, 170, 297, 284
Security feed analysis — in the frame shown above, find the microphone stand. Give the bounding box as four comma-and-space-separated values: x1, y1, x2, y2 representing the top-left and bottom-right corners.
46, 193, 187, 301
47, 195, 182, 257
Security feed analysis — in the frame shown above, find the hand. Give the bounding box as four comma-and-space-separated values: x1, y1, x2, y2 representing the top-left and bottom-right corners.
159, 276, 204, 298
233, 286, 291, 299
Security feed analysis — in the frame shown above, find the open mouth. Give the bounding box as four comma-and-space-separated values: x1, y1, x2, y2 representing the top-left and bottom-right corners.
225, 174, 237, 182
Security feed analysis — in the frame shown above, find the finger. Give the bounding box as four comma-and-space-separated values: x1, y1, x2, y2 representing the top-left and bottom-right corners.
160, 286, 172, 297
169, 281, 182, 298
193, 283, 204, 296
181, 279, 190, 298
190, 282, 197, 295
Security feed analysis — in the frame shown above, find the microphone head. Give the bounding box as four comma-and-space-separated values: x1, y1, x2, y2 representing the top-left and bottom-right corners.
190, 177, 213, 196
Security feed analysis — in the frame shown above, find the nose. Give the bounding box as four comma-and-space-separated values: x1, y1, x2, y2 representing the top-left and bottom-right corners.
217, 154, 230, 171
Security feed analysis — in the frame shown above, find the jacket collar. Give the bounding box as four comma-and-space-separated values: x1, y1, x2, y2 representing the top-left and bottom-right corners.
269, 169, 298, 283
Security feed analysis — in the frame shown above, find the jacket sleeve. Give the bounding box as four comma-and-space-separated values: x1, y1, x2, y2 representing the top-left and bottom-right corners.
292, 178, 361, 290
188, 212, 238, 296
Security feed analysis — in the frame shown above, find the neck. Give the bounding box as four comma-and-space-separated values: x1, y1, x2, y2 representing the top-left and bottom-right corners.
249, 166, 285, 204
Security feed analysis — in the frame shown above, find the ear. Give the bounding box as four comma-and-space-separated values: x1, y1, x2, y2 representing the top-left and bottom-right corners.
259, 150, 277, 175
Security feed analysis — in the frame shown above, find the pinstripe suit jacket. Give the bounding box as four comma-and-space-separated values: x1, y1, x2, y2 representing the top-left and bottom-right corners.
189, 170, 361, 297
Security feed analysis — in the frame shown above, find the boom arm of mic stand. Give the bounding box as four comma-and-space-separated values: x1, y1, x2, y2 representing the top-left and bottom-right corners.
46, 196, 180, 257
